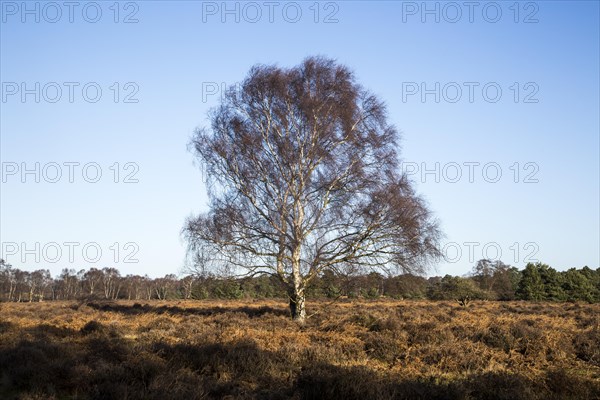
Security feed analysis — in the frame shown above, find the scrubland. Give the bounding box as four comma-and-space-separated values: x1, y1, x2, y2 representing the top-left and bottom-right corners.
0, 299, 599, 399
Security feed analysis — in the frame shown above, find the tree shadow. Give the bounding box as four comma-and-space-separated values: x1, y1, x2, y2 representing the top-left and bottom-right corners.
0, 320, 13, 333
1, 321, 598, 400
0, 321, 290, 400
85, 301, 290, 318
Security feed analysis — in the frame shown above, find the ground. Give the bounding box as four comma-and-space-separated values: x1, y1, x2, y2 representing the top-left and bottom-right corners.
0, 299, 599, 399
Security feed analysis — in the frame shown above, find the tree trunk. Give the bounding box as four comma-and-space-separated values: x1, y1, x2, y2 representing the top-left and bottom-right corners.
288, 229, 307, 322
289, 286, 306, 323
9, 283, 15, 301
289, 253, 306, 323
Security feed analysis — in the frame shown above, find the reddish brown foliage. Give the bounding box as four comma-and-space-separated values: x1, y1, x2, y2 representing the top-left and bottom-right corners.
0, 299, 599, 399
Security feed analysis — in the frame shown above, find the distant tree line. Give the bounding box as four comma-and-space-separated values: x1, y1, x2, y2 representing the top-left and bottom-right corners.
0, 259, 598, 303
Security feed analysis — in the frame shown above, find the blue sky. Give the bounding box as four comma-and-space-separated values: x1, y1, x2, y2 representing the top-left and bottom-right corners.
1, 1, 598, 278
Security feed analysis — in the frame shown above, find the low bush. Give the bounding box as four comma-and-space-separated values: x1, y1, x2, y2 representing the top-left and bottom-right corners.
0, 299, 598, 399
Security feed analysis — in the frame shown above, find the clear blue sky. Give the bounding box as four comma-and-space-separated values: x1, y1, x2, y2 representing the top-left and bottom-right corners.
1, 1, 598, 278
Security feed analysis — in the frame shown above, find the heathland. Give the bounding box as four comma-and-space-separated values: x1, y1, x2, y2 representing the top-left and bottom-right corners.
0, 299, 599, 399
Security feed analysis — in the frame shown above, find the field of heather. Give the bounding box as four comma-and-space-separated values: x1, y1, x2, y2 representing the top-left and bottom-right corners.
0, 299, 599, 400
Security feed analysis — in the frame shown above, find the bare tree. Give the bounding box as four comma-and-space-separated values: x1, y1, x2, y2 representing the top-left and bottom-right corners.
21, 270, 50, 302
184, 57, 442, 322
24, 271, 36, 302
83, 268, 104, 297
0, 259, 17, 301
180, 276, 195, 299
142, 276, 154, 300
124, 274, 146, 300
57, 268, 80, 300
101, 267, 121, 300
154, 274, 177, 300
31, 269, 52, 301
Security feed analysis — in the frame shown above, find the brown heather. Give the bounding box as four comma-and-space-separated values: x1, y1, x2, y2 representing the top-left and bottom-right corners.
0, 299, 599, 399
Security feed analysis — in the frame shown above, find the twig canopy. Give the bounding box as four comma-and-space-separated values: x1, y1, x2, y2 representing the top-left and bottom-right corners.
184, 56, 442, 320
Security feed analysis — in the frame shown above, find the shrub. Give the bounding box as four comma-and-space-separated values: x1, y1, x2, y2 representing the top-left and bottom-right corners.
573, 325, 600, 365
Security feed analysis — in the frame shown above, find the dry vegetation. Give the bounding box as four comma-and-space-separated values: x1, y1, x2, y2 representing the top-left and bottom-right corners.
1, 299, 599, 399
